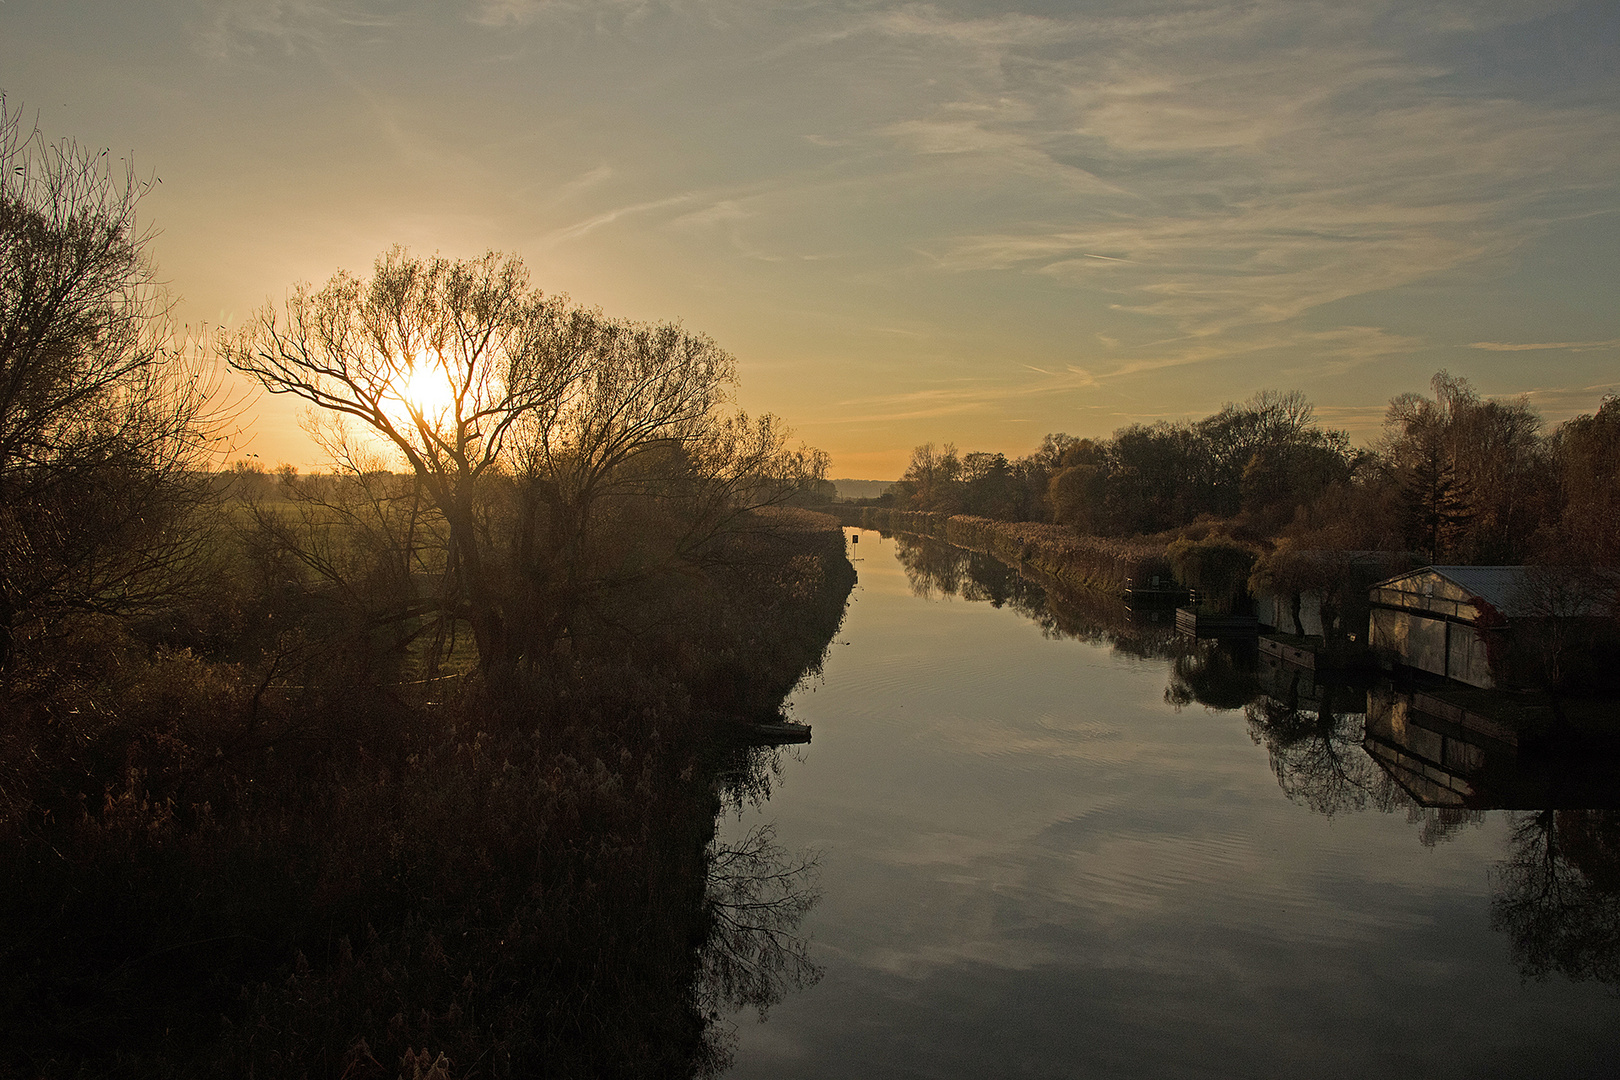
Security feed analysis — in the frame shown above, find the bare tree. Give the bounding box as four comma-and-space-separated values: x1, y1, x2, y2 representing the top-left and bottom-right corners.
896, 442, 962, 512
0, 99, 219, 671
226, 248, 821, 682
1551, 395, 1620, 566
1510, 563, 1620, 691
1380, 372, 1553, 562
223, 249, 599, 678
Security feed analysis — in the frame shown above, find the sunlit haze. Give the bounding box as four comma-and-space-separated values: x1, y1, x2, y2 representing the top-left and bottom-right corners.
388, 357, 458, 429
4, 0, 1616, 476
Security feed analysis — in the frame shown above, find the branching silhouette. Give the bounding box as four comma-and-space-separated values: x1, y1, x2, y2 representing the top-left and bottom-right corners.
1244, 675, 1399, 816
700, 821, 824, 1022
1491, 810, 1620, 988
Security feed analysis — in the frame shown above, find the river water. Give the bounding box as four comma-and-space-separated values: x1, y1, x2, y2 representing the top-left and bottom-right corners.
719, 528, 1620, 1079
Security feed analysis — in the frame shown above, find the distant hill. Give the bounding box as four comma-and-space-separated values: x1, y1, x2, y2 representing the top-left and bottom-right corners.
829, 478, 897, 501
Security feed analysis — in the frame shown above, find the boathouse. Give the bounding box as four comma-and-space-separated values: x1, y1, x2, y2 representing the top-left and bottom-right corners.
1252, 550, 1410, 638
1367, 565, 1617, 689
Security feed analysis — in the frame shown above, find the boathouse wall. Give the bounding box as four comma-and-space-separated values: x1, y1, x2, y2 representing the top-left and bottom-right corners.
1368, 568, 1503, 689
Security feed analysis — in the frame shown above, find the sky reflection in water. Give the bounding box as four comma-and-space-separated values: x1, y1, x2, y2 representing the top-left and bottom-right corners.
720, 529, 1620, 1079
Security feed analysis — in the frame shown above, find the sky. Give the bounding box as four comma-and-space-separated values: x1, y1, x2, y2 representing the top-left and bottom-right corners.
3, 0, 1617, 478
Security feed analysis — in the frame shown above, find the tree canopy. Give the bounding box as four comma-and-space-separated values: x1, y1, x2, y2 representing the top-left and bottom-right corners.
226, 247, 824, 683
0, 98, 218, 670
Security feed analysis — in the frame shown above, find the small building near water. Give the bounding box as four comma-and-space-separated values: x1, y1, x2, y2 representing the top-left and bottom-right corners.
1368, 565, 1617, 690
1253, 550, 1411, 639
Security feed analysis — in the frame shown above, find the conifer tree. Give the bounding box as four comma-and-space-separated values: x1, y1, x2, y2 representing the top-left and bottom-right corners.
1401, 435, 1474, 561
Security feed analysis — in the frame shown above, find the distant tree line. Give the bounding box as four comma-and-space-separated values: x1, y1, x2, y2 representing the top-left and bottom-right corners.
889, 377, 1620, 567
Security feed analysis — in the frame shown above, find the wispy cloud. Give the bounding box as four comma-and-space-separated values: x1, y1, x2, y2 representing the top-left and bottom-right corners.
853, 0, 1620, 350
824, 348, 1224, 424
1470, 339, 1620, 352
153, 0, 1615, 465
466, 0, 746, 31
546, 192, 699, 241
1514, 381, 1620, 422
667, 199, 753, 230
550, 163, 615, 202
189, 0, 404, 57
814, 311, 1432, 435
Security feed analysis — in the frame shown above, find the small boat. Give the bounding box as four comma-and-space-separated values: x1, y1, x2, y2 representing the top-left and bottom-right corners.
743, 720, 812, 744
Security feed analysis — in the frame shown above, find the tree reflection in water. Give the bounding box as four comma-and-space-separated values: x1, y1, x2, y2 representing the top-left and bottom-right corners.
695, 744, 824, 1074
1411, 805, 1490, 847
1163, 639, 1260, 712
889, 532, 1180, 660
881, 528, 1620, 999
1491, 810, 1620, 988
701, 824, 823, 1023
1243, 670, 1402, 817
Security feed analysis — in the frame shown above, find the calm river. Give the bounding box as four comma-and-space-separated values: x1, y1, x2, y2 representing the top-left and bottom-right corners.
720, 528, 1620, 1079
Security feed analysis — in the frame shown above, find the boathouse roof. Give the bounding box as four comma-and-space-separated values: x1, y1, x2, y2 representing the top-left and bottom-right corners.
1372, 565, 1617, 620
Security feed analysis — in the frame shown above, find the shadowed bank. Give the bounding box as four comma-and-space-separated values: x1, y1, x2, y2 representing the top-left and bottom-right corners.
0, 105, 855, 1078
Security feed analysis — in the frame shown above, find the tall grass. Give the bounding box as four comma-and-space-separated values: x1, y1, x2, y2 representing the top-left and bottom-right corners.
0, 505, 855, 1078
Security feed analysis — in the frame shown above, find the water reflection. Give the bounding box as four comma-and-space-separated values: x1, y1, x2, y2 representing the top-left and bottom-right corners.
699, 746, 824, 1072
1493, 810, 1620, 987
1364, 686, 1620, 812
727, 530, 1620, 1078
1164, 638, 1260, 711
890, 531, 1181, 660
702, 822, 823, 1020
888, 530, 1620, 819
1244, 666, 1400, 817
875, 530, 1620, 999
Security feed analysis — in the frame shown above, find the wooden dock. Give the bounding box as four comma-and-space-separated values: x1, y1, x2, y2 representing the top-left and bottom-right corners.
1123, 575, 1188, 604
1176, 608, 1259, 637
740, 720, 812, 745
1257, 634, 1367, 673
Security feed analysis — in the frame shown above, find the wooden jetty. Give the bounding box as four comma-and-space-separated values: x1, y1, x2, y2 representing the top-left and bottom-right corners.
739, 720, 812, 745
1123, 576, 1189, 605
1175, 607, 1259, 637
1257, 634, 1366, 673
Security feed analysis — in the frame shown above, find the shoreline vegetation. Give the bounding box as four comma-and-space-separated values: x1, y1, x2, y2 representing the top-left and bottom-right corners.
1, 494, 857, 1077
829, 377, 1620, 697
831, 506, 1173, 597
1, 108, 857, 1077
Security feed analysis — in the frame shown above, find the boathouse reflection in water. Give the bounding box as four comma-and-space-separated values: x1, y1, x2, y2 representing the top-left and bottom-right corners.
879, 530, 1620, 995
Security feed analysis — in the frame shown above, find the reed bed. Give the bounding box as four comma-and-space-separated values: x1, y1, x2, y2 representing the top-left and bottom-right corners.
857, 508, 1171, 595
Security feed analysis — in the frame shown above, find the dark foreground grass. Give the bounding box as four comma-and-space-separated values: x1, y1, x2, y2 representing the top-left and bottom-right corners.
0, 511, 855, 1079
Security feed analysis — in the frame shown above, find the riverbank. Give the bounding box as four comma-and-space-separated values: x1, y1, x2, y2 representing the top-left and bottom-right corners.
832, 505, 1172, 596
0, 508, 856, 1078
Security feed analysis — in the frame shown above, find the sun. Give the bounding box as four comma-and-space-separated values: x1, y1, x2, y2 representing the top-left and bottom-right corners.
382, 355, 457, 429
